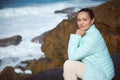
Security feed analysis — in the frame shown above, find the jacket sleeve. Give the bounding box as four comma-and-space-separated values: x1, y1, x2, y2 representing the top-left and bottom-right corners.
68, 34, 98, 61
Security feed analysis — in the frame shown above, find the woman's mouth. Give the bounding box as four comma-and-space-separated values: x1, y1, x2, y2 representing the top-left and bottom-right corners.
79, 26, 84, 29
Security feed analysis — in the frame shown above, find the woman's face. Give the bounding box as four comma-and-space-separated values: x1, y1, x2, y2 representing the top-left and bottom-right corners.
77, 11, 94, 31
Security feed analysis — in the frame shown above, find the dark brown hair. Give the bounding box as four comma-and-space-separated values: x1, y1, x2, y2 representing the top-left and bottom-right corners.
78, 8, 94, 20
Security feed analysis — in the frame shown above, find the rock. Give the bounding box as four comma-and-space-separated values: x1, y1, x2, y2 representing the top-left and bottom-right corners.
0, 35, 22, 47
29, 67, 63, 80
54, 7, 75, 14
31, 19, 77, 74
41, 19, 77, 61
93, 0, 120, 54
0, 66, 31, 80
0, 66, 19, 80
31, 57, 54, 74
54, 7, 76, 19
31, 32, 48, 44
112, 54, 120, 80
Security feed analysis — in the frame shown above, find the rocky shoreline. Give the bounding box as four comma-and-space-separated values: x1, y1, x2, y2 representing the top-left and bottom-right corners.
0, 0, 120, 80
0, 35, 22, 47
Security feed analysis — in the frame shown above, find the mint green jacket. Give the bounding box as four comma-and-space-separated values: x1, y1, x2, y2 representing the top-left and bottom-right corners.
68, 24, 114, 80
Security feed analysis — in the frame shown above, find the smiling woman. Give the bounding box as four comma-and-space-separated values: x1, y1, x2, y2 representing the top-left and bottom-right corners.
76, 9, 95, 36
63, 8, 115, 80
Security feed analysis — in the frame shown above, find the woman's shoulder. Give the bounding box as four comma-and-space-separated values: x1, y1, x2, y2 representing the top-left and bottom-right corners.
92, 27, 101, 36
84, 26, 103, 42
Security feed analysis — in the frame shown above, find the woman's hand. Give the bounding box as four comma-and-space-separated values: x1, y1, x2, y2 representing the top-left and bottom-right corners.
76, 29, 86, 36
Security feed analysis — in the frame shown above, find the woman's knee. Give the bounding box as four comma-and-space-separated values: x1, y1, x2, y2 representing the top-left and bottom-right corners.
63, 60, 73, 69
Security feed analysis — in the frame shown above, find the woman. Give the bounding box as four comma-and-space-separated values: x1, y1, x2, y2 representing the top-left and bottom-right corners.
63, 8, 115, 80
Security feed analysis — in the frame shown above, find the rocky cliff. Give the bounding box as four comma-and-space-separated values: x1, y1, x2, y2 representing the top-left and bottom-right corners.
94, 0, 120, 54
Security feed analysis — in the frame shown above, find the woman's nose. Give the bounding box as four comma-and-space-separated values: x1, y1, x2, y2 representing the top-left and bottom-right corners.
80, 21, 83, 25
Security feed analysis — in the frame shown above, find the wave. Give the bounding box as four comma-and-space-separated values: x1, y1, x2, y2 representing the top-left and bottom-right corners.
0, 0, 106, 18
0, 2, 72, 18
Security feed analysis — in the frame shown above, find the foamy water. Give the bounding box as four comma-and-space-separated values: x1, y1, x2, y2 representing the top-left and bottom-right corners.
0, 0, 107, 72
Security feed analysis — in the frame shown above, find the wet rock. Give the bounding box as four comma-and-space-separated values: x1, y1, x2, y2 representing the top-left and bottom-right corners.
31, 32, 48, 44
55, 7, 75, 14
0, 66, 19, 80
54, 7, 76, 19
29, 67, 63, 80
112, 54, 120, 80
0, 35, 22, 47
0, 66, 31, 80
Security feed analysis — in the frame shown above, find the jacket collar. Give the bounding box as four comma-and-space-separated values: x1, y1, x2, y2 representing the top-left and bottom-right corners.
86, 24, 96, 34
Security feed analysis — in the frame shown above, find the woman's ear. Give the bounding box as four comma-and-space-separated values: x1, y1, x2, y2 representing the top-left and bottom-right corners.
91, 18, 95, 24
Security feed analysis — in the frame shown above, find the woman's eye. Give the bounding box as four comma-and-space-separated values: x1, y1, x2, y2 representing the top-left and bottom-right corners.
83, 19, 87, 21
77, 19, 81, 21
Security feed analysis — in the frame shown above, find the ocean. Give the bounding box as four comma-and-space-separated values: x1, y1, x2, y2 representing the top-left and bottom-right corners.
0, 0, 108, 73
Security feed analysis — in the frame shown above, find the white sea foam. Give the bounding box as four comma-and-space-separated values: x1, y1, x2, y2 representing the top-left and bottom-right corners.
0, 2, 70, 18
0, 0, 105, 18
14, 68, 24, 74
14, 68, 32, 74
24, 70, 32, 74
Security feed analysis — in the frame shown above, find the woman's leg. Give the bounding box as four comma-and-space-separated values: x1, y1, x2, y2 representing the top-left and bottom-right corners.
63, 60, 86, 80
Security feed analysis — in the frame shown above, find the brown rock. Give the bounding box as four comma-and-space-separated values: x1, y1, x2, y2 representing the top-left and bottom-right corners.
93, 0, 120, 54
0, 67, 19, 80
112, 54, 120, 80
31, 32, 48, 44
42, 19, 77, 60
54, 7, 75, 14
54, 7, 76, 19
29, 67, 63, 80
101, 33, 120, 54
31, 19, 77, 74
0, 35, 22, 47
0, 66, 31, 80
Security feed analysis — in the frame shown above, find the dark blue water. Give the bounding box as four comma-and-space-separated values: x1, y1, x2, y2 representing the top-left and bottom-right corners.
0, 0, 109, 9
0, 0, 69, 9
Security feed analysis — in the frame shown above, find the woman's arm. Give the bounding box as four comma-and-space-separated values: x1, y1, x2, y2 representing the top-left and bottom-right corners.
68, 34, 98, 61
